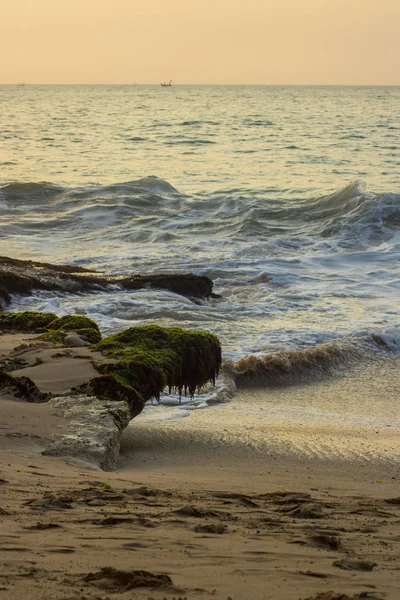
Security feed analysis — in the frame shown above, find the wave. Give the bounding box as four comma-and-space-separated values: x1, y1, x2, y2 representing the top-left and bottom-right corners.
0, 178, 398, 251
232, 331, 400, 388
233, 341, 364, 387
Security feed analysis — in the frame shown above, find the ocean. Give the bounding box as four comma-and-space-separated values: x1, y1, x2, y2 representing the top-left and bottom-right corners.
1, 84, 399, 460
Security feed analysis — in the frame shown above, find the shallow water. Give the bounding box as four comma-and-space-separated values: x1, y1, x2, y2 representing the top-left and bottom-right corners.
127, 357, 400, 463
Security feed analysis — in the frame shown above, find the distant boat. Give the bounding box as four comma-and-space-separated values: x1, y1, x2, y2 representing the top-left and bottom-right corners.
161, 80, 172, 87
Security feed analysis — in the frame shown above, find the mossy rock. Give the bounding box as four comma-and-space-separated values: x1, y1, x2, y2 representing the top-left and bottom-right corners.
39, 331, 66, 344
0, 311, 102, 344
47, 315, 100, 334
0, 311, 57, 332
73, 374, 144, 417
95, 325, 222, 401
0, 369, 49, 403
43, 316, 102, 344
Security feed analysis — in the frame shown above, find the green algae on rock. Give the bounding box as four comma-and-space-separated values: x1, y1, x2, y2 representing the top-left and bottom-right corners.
96, 324, 222, 401
73, 325, 221, 417
0, 311, 102, 344
44, 315, 101, 344
0, 311, 58, 332
73, 374, 145, 418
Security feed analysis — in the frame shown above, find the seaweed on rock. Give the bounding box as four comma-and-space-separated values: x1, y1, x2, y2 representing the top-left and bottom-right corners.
95, 324, 222, 401
0, 311, 58, 332
44, 315, 101, 344
73, 375, 145, 418
0, 311, 102, 344
74, 325, 221, 416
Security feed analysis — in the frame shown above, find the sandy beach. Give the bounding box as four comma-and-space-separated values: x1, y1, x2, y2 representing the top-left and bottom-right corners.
1, 333, 399, 600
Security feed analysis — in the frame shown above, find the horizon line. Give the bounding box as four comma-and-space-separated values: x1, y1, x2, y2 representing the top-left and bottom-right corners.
1, 82, 400, 87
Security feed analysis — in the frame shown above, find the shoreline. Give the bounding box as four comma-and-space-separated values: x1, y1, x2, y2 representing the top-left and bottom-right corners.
1, 332, 399, 598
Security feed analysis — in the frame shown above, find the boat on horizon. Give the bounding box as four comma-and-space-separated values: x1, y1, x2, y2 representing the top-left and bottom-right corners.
161, 80, 172, 87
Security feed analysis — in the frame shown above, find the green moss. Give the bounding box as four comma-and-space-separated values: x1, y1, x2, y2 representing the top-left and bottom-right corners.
39, 331, 66, 344
44, 315, 102, 344
95, 325, 221, 401
0, 311, 102, 344
0, 311, 57, 332
47, 315, 100, 334
73, 374, 144, 417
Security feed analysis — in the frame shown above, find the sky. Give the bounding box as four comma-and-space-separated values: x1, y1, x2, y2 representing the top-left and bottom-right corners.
1, 0, 399, 85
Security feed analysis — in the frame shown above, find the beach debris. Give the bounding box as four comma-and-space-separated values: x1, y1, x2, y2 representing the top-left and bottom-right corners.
23, 522, 61, 530
333, 558, 377, 571
301, 592, 382, 599
307, 534, 341, 550
194, 523, 227, 534
277, 503, 324, 519
384, 497, 400, 505
91, 516, 134, 526
83, 567, 173, 591
299, 570, 329, 578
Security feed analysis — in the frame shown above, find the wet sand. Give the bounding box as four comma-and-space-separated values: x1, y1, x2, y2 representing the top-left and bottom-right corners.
1, 334, 400, 599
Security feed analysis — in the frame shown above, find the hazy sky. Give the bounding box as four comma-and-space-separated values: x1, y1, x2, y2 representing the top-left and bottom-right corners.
1, 0, 399, 84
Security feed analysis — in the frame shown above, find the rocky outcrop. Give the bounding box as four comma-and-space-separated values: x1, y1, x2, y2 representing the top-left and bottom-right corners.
0, 369, 49, 403
0, 256, 214, 305
95, 324, 222, 402
0, 314, 222, 469
0, 312, 102, 344
43, 395, 131, 470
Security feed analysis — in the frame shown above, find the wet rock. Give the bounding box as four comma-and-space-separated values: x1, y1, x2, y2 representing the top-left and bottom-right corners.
0, 255, 215, 301
95, 324, 222, 401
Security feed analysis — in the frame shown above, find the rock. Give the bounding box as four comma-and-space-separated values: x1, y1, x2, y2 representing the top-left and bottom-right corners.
0, 370, 49, 403
43, 395, 131, 470
0, 256, 215, 302
0, 312, 102, 344
64, 333, 90, 347
83, 567, 173, 591
73, 375, 144, 417
333, 558, 377, 572
95, 324, 222, 401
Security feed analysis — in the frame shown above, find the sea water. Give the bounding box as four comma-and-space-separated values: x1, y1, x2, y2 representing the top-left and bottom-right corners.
1, 85, 399, 457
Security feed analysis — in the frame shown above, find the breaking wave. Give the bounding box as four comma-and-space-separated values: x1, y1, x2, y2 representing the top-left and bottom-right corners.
232, 331, 400, 388
0, 179, 398, 250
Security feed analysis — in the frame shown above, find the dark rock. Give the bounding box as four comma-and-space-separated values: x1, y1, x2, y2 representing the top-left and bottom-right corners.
95, 324, 222, 400
72, 375, 144, 417
333, 558, 377, 571
0, 255, 215, 302
307, 534, 341, 550
194, 523, 227, 534
83, 567, 173, 591
0, 370, 49, 403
